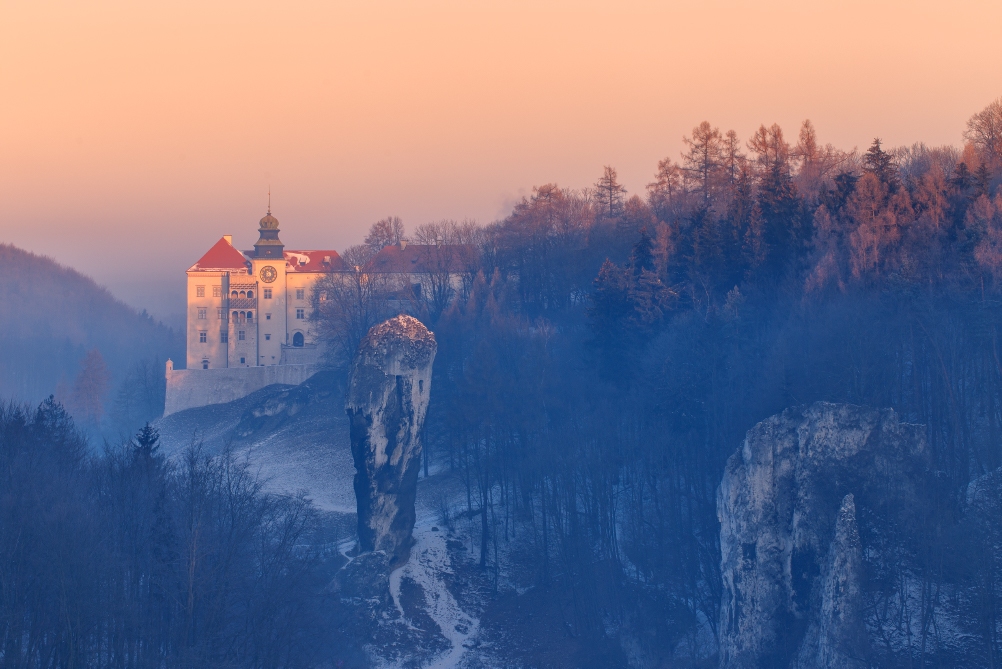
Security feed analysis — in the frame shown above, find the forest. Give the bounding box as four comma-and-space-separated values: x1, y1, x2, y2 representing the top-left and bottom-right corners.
4, 97, 1002, 667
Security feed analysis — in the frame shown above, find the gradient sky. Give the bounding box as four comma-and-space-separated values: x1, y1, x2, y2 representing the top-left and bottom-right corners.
2, 0, 1001, 321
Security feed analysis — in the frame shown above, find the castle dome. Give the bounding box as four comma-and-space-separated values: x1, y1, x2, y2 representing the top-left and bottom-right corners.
259, 211, 280, 230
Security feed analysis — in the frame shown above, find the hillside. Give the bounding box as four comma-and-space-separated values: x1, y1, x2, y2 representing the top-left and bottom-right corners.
0, 243, 183, 427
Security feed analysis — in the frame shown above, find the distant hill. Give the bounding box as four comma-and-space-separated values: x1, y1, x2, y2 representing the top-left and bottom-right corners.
0, 244, 183, 430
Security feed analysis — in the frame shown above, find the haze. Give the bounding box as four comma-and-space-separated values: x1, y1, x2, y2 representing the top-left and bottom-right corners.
2, 0, 1000, 321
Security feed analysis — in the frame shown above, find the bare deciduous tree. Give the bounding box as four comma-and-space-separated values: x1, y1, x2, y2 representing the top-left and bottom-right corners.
965, 97, 1002, 171
364, 216, 405, 253
311, 245, 395, 368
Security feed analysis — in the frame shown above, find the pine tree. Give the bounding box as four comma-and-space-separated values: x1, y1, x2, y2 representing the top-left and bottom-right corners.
133, 422, 161, 460
863, 139, 899, 193
630, 228, 655, 278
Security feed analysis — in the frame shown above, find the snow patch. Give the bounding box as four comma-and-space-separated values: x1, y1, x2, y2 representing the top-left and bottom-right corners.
388, 522, 480, 669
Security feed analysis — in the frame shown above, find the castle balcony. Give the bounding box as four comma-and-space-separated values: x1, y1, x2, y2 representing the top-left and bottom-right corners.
227, 282, 259, 310
227, 296, 258, 310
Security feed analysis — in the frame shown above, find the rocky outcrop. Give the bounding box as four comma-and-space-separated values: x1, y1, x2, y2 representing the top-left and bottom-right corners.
718, 402, 928, 669
346, 315, 436, 565
794, 494, 866, 669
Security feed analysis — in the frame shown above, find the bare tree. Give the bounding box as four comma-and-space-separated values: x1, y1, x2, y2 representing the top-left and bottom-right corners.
747, 123, 791, 176
647, 158, 684, 222
965, 97, 1002, 171
412, 220, 481, 320
593, 166, 627, 219
68, 348, 111, 425
311, 245, 394, 368
364, 216, 405, 253
682, 121, 723, 203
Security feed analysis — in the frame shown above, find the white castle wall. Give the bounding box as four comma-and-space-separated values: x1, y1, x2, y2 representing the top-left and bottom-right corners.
164, 359, 319, 416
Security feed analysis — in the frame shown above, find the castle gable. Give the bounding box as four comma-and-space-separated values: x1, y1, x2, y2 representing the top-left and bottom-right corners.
189, 237, 249, 272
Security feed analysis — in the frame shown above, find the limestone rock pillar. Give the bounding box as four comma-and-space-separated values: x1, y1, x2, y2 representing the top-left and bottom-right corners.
346, 315, 436, 565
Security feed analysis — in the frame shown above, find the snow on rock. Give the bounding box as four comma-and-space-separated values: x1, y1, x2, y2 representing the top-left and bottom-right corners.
718, 402, 928, 669
347, 314, 437, 565
389, 522, 480, 669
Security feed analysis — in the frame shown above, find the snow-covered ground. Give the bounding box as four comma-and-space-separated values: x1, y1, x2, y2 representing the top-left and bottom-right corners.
155, 383, 486, 668
388, 522, 480, 669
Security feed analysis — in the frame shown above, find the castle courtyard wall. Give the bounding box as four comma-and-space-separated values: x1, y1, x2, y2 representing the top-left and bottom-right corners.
164, 361, 319, 416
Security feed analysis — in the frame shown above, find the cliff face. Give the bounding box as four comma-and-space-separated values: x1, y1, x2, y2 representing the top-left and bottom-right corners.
346, 315, 436, 565
718, 402, 928, 669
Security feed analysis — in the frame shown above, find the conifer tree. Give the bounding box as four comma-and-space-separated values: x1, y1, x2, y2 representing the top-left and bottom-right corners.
863, 139, 899, 193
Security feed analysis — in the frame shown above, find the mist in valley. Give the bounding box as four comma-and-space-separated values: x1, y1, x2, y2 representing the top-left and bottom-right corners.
6, 97, 1002, 667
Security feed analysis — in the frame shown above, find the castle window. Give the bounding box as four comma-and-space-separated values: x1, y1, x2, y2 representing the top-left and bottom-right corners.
232, 311, 238, 321
197, 308, 207, 320
202, 360, 209, 369
196, 285, 205, 297
220, 331, 228, 343
247, 312, 253, 322
240, 357, 245, 364
266, 313, 271, 320
231, 290, 238, 298
247, 290, 254, 299
238, 330, 245, 341
213, 286, 221, 297
265, 334, 271, 341
293, 332, 304, 347
296, 288, 305, 300
199, 331, 207, 343
264, 288, 272, 299
239, 290, 246, 298
217, 308, 225, 319
319, 291, 327, 302
296, 308, 305, 319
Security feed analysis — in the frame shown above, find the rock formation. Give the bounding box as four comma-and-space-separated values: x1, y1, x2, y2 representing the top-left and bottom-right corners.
346, 315, 436, 565
794, 494, 867, 669
718, 402, 928, 669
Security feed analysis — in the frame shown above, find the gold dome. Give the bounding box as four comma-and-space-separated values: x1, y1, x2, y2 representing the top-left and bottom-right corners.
259, 211, 280, 230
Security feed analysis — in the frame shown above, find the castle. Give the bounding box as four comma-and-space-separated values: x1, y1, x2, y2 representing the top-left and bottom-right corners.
164, 209, 340, 414
183, 209, 341, 370
164, 208, 476, 416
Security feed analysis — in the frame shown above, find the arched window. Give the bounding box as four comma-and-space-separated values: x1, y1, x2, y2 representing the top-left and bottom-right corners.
247, 312, 253, 322
239, 290, 246, 298
202, 360, 209, 369
293, 332, 304, 347
247, 290, 254, 298
231, 291, 238, 298
232, 311, 238, 321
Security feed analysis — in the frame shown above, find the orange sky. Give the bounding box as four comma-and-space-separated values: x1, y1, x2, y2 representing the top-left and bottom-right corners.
2, 0, 1001, 320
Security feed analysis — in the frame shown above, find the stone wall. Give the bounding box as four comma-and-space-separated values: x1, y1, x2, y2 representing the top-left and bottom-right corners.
163, 359, 319, 416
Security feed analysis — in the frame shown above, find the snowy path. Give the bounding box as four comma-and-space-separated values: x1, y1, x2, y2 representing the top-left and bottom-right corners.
389, 522, 479, 669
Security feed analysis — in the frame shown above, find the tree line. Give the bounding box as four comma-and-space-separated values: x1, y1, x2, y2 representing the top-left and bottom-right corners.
314, 97, 1002, 665
0, 401, 356, 668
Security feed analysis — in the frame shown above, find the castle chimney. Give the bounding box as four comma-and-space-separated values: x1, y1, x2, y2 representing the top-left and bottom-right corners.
223, 235, 233, 245
399, 238, 408, 250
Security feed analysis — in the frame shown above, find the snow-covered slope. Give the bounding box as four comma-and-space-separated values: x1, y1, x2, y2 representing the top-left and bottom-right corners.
154, 373, 488, 668
155, 372, 356, 513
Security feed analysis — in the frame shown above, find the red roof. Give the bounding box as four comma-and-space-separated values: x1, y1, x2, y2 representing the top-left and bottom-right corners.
189, 237, 249, 271
284, 250, 345, 272
364, 244, 476, 274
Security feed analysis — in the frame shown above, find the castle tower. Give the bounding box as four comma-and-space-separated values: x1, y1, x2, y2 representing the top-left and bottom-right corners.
250, 210, 288, 365
253, 208, 285, 259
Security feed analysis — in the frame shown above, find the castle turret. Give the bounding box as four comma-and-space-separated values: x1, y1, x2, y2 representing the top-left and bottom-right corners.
253, 209, 284, 259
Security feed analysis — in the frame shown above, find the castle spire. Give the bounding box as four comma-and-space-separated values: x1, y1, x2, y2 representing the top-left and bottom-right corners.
254, 199, 284, 259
